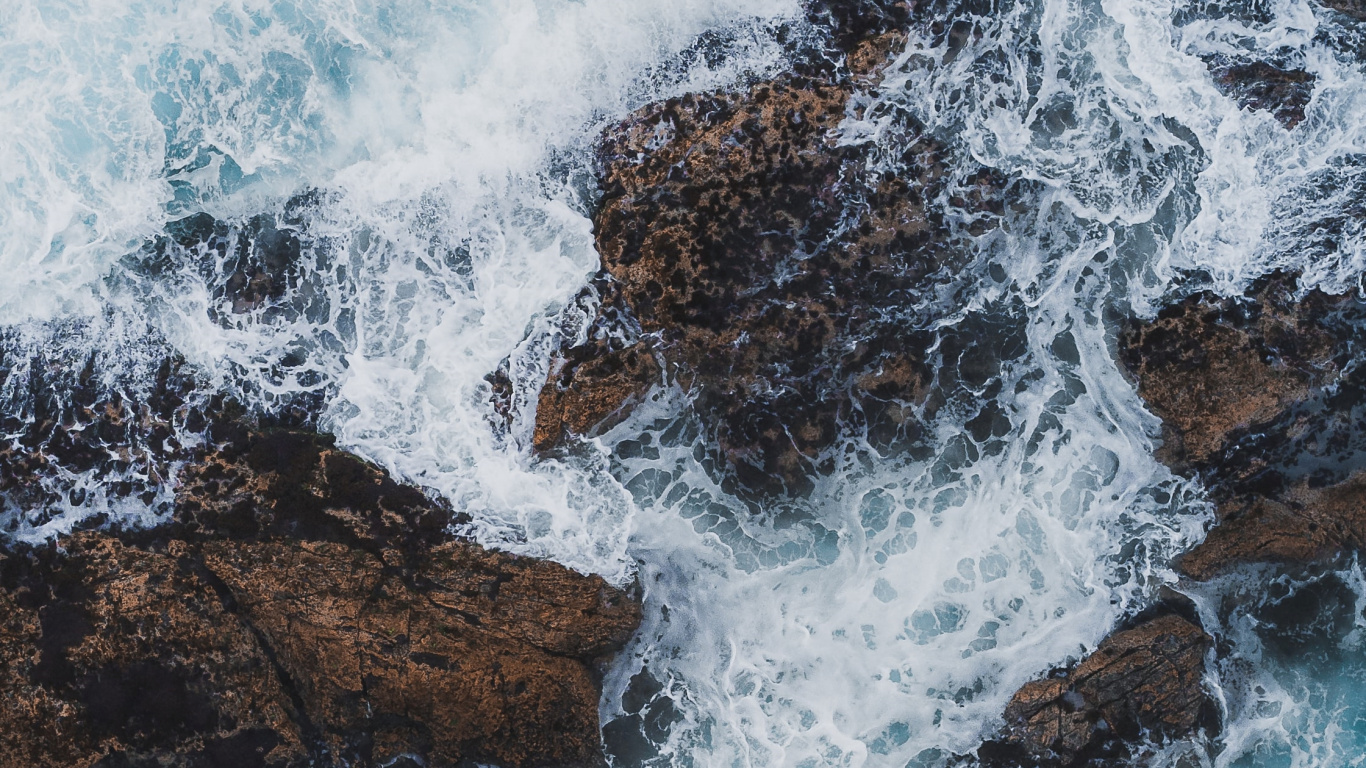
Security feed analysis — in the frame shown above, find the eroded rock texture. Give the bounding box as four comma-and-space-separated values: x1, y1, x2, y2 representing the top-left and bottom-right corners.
1118, 272, 1366, 578
529, 24, 1002, 495
0, 426, 640, 768
985, 610, 1215, 767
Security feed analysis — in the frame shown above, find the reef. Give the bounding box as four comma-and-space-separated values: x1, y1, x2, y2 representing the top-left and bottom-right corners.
525, 1, 1004, 496
0, 366, 640, 767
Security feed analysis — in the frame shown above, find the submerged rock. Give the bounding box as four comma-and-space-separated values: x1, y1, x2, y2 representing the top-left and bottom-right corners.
984, 608, 1215, 767
529, 30, 1001, 495
0, 408, 639, 766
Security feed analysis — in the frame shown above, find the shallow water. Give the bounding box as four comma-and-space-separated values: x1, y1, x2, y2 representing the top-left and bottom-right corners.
4, 0, 1366, 765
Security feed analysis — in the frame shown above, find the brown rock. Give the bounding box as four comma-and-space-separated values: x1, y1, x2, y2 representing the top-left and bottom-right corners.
531, 278, 662, 452
1117, 273, 1338, 468
0, 534, 307, 767
201, 538, 628, 767
0, 426, 641, 768
1178, 473, 1366, 579
988, 611, 1214, 767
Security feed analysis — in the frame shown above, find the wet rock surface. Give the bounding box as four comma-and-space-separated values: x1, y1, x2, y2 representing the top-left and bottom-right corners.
1116, 274, 1341, 470
1206, 58, 1316, 129
1322, 0, 1366, 21
530, 17, 1003, 495
983, 608, 1215, 768
986, 271, 1366, 764
1117, 272, 1366, 578
0, 390, 640, 767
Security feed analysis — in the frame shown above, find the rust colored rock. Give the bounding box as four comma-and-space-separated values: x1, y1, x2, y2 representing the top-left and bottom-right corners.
1118, 271, 1366, 577
1178, 474, 1366, 580
531, 278, 662, 452
988, 612, 1214, 767
847, 31, 909, 82
1207, 59, 1316, 129
0, 426, 641, 768
0, 534, 307, 767
201, 538, 626, 767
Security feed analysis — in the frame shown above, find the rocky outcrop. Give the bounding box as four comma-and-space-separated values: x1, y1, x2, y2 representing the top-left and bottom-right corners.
0, 392, 640, 766
987, 272, 1366, 763
527, 19, 1002, 495
1116, 272, 1366, 578
1116, 274, 1340, 469
1206, 58, 1315, 129
1176, 475, 1366, 580
983, 609, 1215, 767
1321, 0, 1366, 21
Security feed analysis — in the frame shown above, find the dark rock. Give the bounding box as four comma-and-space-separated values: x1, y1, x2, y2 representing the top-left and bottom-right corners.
1116, 271, 1366, 577
804, 0, 914, 54
0, 533, 309, 767
1321, 0, 1366, 20
1117, 273, 1340, 470
984, 611, 1214, 767
1206, 58, 1316, 129
531, 43, 1001, 494
0, 397, 640, 766
1176, 473, 1366, 580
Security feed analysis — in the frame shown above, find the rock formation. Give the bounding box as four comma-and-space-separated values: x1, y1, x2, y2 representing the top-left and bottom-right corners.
983, 608, 1214, 767
527, 11, 1003, 495
1116, 272, 1366, 578
0, 373, 640, 767
1206, 58, 1316, 129
1322, 0, 1366, 21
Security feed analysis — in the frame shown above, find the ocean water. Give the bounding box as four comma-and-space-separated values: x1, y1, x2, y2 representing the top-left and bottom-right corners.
3, 0, 1366, 766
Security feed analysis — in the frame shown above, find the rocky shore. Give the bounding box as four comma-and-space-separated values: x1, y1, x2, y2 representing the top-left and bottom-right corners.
984, 602, 1215, 767
0, 363, 639, 767
986, 271, 1366, 766
528, 3, 1005, 497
